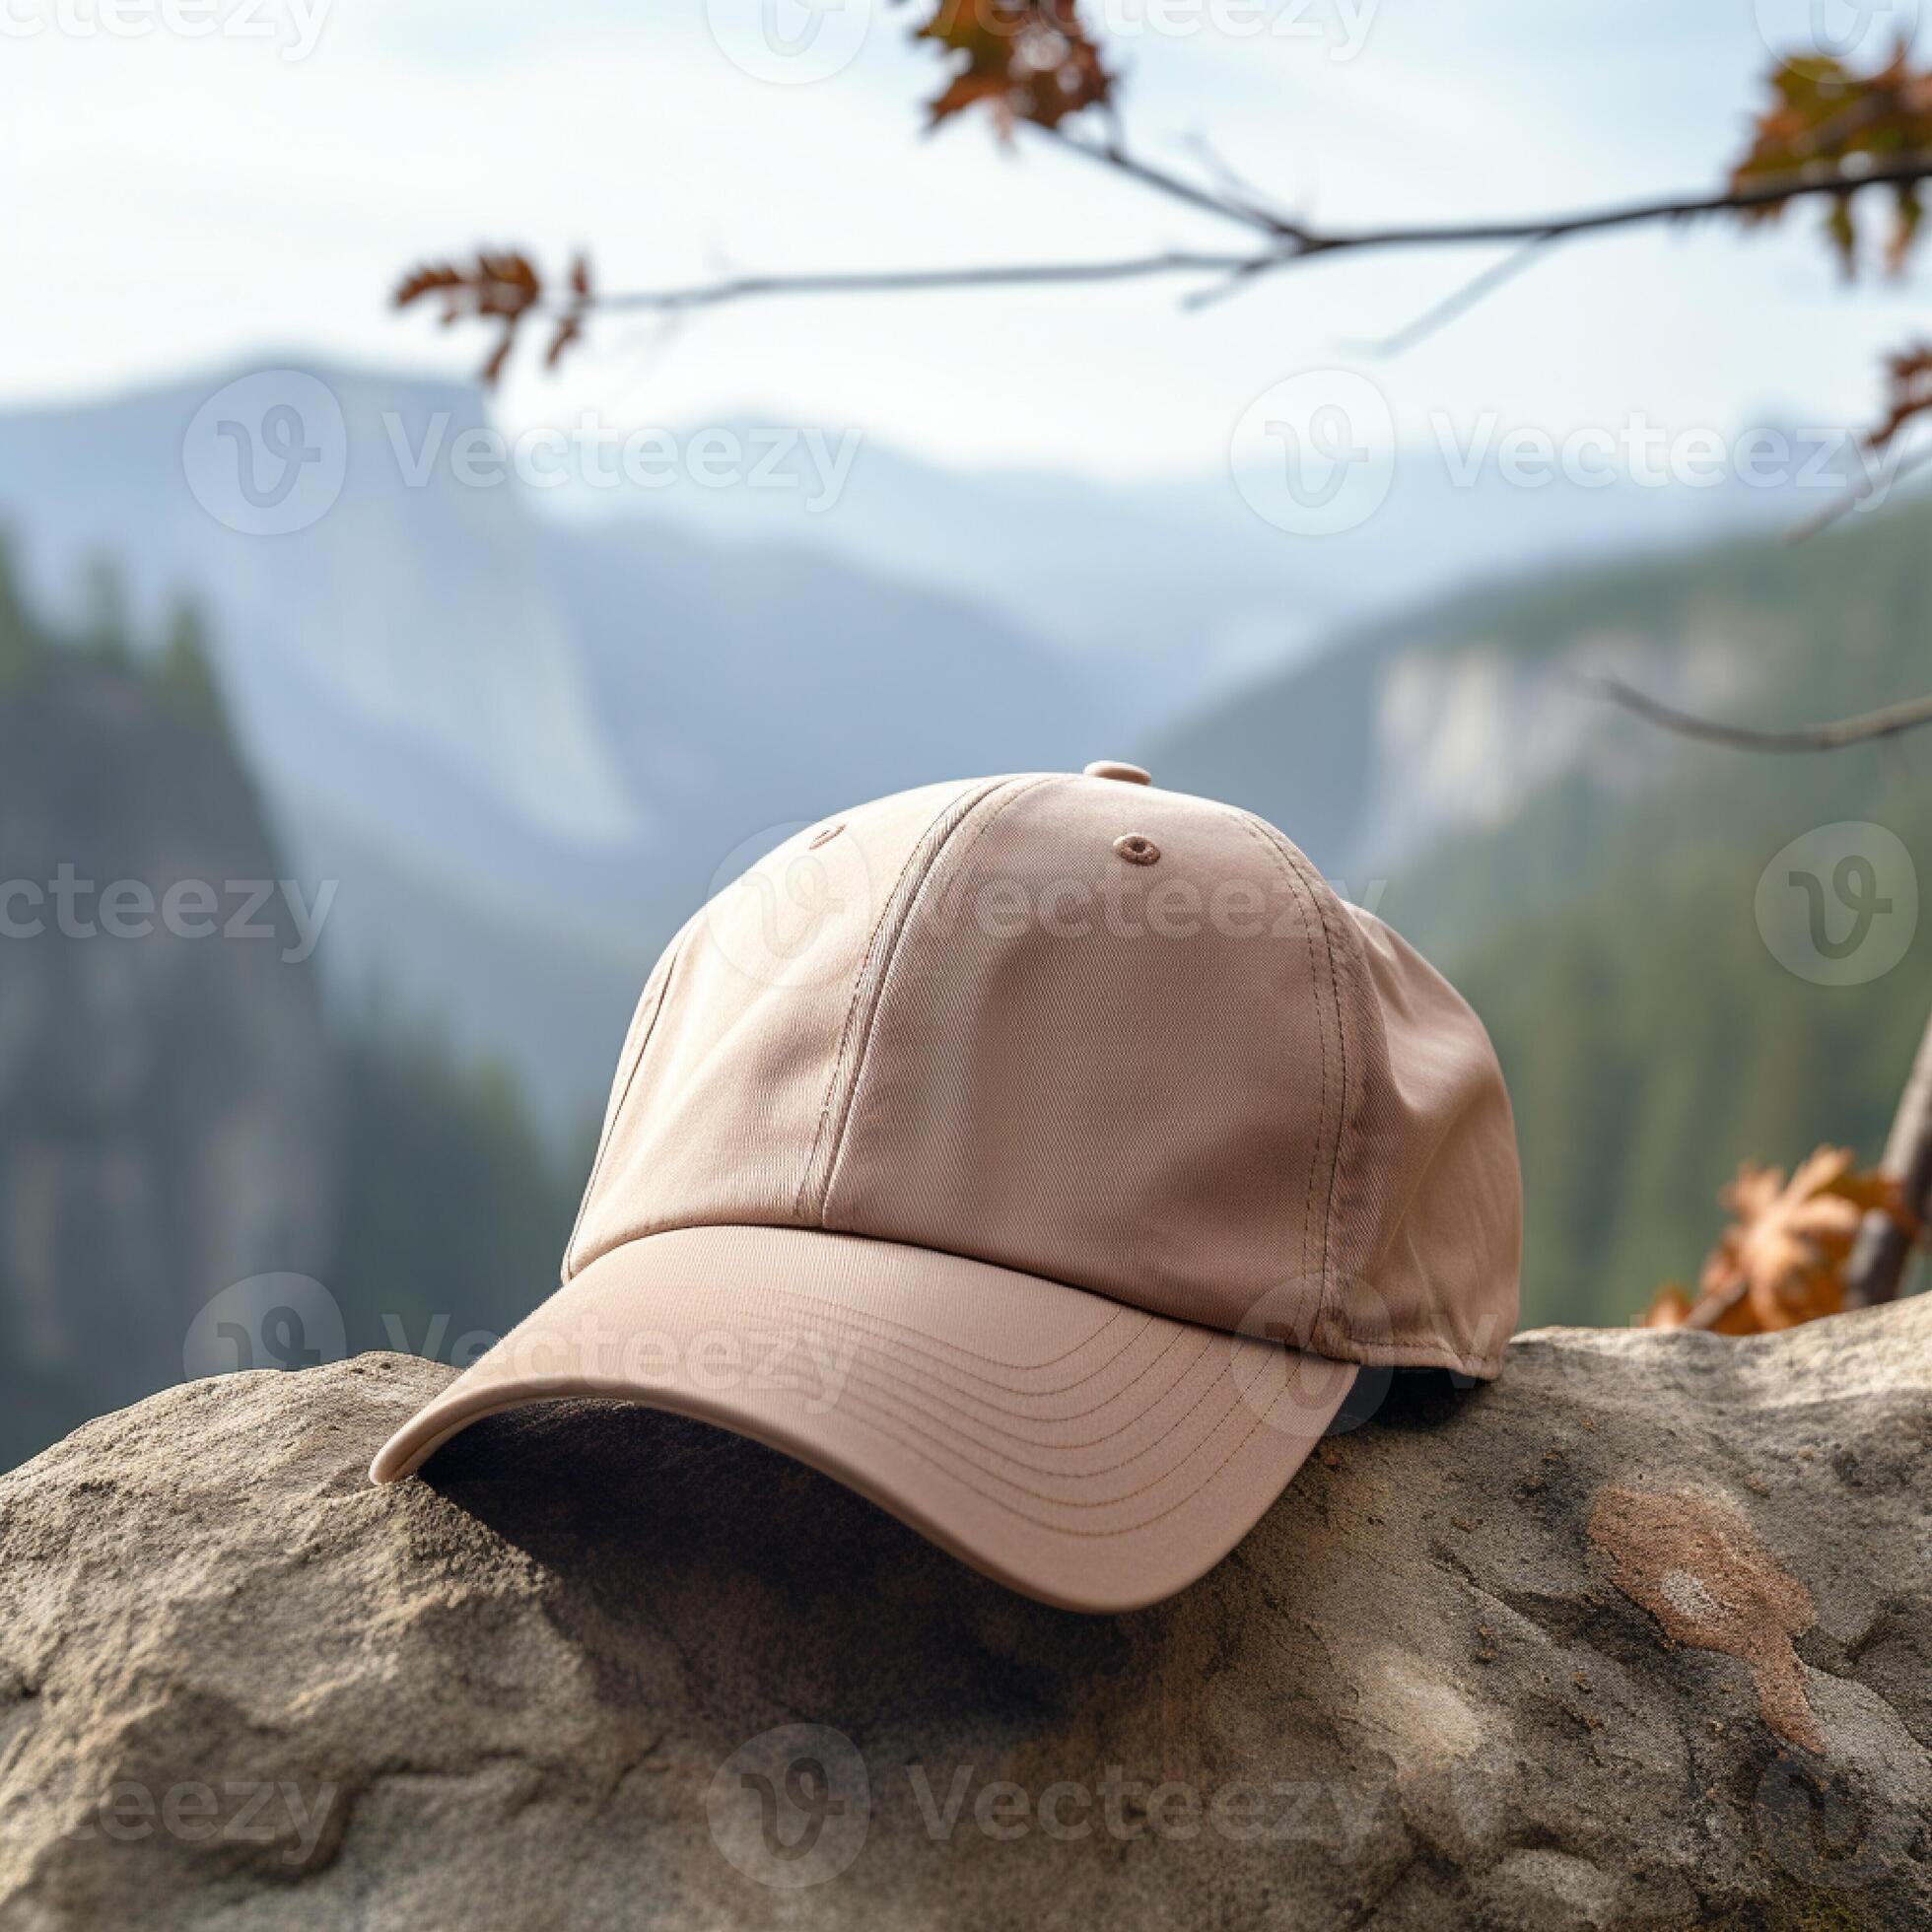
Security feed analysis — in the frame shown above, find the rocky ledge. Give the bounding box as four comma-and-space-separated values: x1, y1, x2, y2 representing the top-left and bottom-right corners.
1, 1297, 1928, 1929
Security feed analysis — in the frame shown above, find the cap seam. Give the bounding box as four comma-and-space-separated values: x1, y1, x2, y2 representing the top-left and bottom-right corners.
794, 775, 1031, 1226
1222, 810, 1340, 1299
561, 918, 693, 1280
1272, 822, 1361, 1335
816, 773, 1069, 1226
582, 1211, 1504, 1379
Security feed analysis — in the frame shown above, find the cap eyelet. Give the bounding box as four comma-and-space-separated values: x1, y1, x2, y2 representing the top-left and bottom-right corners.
1114, 833, 1160, 866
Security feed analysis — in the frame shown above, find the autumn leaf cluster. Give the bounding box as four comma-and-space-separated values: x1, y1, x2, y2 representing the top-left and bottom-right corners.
393, 249, 592, 386
1730, 45, 1932, 274
1641, 1147, 1914, 1334
906, 0, 1114, 131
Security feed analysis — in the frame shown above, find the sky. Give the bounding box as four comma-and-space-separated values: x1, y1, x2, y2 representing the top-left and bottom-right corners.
6, 0, 1928, 480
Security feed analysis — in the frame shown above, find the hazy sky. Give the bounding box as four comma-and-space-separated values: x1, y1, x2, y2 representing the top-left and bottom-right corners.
8, 0, 1926, 477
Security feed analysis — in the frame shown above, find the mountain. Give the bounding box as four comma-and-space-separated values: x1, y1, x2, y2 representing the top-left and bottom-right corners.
0, 560, 586, 1472
1147, 495, 1932, 1327
545, 408, 1836, 727
0, 363, 1107, 1132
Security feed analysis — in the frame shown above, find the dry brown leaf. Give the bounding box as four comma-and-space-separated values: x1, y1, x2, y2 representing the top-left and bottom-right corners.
1640, 1146, 1916, 1334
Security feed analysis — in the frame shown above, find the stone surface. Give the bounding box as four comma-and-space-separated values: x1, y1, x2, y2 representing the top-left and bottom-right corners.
1, 1297, 1928, 1929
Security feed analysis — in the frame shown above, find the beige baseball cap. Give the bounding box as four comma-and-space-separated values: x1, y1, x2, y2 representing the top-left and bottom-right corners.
372, 765, 1521, 1612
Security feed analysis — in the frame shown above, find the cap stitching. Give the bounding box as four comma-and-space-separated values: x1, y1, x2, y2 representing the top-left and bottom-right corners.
764, 1346, 1325, 1533
1222, 810, 1328, 1293
739, 1288, 1193, 1419
810, 773, 1064, 1226
808, 1331, 1232, 1473
560, 919, 693, 1280
794, 775, 1032, 1225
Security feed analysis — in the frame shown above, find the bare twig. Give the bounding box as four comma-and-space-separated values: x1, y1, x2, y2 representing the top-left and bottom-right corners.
1784, 435, 1932, 542
1585, 673, 1932, 752
1337, 234, 1559, 356
586, 247, 1271, 313
1290, 152, 1932, 254
1844, 1004, 1932, 1306
420, 150, 1932, 334
1041, 125, 1316, 242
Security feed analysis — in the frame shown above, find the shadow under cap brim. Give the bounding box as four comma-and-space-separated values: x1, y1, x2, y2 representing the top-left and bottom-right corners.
370, 1223, 1356, 1615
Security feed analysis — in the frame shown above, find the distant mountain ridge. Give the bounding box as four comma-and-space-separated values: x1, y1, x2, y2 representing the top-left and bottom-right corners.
1149, 494, 1932, 1326
552, 404, 1833, 725
0, 361, 1106, 1131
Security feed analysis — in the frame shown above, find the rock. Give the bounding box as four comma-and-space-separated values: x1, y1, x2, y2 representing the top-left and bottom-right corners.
1, 1297, 1928, 1930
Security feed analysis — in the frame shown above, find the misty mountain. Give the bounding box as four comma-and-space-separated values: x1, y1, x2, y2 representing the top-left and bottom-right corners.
0, 362, 1106, 1131
1149, 495, 1932, 1326
549, 406, 1842, 722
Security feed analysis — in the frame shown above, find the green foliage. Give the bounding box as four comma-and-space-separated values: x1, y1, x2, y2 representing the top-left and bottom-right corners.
328, 1004, 586, 1361
1382, 499, 1932, 1329
76, 552, 134, 670
154, 598, 232, 740
0, 535, 48, 689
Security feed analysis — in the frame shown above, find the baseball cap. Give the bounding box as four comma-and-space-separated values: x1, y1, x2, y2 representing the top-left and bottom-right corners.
371, 764, 1521, 1613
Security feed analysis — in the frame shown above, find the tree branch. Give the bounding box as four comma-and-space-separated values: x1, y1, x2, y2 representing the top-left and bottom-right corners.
585, 248, 1268, 315
405, 150, 1932, 347
1844, 1005, 1932, 1306
1585, 673, 1932, 752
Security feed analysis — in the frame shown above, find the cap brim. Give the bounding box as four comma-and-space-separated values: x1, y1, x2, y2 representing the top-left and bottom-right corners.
369, 1225, 1356, 1614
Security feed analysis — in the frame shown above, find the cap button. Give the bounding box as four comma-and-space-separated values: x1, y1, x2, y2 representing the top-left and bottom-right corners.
1083, 760, 1151, 786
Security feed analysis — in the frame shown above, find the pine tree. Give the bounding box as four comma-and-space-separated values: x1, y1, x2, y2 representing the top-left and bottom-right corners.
154, 598, 230, 741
